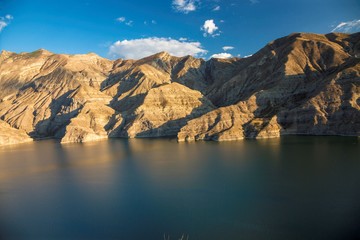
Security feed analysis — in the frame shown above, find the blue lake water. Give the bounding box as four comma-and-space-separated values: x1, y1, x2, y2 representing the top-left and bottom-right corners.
0, 137, 359, 240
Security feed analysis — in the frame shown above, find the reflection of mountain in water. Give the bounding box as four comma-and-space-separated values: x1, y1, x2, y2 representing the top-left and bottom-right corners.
0, 137, 359, 239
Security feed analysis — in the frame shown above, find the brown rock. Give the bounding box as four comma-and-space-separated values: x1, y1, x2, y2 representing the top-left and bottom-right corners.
0, 120, 32, 146
179, 32, 360, 141
119, 82, 215, 138
0, 32, 359, 145
61, 102, 118, 143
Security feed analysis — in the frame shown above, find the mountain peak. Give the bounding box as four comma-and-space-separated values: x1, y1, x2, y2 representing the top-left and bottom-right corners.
0, 50, 14, 57
136, 51, 174, 65
35, 48, 53, 55
1, 49, 13, 55
0, 50, 15, 61
148, 51, 172, 60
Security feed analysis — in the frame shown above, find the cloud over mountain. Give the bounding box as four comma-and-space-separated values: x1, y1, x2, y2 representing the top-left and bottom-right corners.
210, 52, 232, 59
201, 19, 219, 37
222, 46, 234, 51
109, 37, 207, 59
0, 14, 13, 32
332, 19, 360, 33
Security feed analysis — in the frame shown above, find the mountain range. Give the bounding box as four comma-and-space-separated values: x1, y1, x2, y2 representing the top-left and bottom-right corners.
0, 32, 359, 146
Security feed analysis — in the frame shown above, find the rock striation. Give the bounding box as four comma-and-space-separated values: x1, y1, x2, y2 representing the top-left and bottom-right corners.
178, 33, 360, 141
0, 32, 359, 145
0, 120, 33, 146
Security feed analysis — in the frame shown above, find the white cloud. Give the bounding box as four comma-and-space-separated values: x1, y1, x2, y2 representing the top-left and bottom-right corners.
244, 54, 253, 58
213, 6, 220, 11
5, 14, 13, 20
125, 20, 133, 26
250, 0, 259, 4
116, 17, 133, 26
201, 19, 219, 37
179, 37, 188, 41
222, 46, 234, 51
144, 20, 157, 25
109, 37, 207, 59
331, 19, 360, 33
210, 53, 233, 59
172, 0, 197, 14
0, 14, 13, 32
116, 17, 126, 22
0, 21, 7, 32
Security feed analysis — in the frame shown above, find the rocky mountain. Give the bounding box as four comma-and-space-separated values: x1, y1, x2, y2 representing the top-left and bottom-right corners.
0, 32, 359, 146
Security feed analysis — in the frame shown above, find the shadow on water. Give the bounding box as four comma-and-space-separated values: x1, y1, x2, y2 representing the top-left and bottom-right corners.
0, 137, 359, 239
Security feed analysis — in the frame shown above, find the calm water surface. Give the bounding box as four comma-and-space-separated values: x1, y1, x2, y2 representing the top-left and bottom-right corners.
0, 137, 359, 240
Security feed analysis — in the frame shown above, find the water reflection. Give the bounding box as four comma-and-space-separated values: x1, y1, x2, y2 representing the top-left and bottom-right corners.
0, 137, 359, 239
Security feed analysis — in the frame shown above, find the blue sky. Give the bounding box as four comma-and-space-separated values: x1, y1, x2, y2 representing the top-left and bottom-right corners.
0, 0, 359, 59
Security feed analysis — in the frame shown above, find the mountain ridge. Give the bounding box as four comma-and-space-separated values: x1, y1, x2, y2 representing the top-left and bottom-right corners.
0, 32, 359, 146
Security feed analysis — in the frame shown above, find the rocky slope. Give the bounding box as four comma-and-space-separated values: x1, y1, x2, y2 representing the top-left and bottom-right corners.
0, 32, 359, 145
179, 33, 360, 140
0, 120, 32, 146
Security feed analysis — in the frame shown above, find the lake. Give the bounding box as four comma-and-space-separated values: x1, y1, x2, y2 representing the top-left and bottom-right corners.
0, 137, 359, 240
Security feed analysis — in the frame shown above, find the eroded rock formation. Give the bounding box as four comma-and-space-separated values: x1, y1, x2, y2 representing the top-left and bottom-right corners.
0, 32, 359, 145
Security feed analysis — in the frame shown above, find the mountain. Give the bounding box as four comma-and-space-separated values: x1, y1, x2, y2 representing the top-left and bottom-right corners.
179, 32, 360, 141
0, 32, 359, 146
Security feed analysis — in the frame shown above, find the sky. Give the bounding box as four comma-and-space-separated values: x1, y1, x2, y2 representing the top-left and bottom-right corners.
0, 0, 359, 60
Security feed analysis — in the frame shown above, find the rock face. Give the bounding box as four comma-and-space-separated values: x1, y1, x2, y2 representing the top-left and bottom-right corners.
0, 32, 359, 145
120, 82, 215, 138
178, 32, 360, 141
61, 102, 117, 143
0, 120, 33, 146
